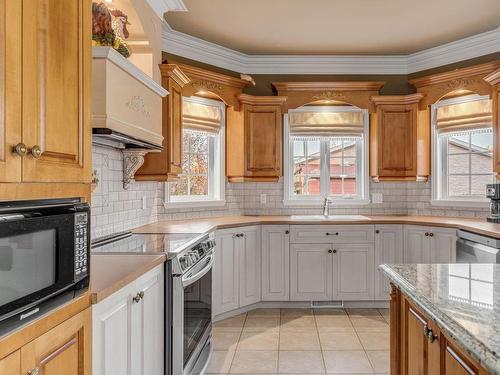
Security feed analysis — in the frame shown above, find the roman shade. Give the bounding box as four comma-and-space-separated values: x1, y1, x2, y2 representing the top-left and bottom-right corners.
183, 100, 222, 134
436, 98, 492, 134
289, 111, 364, 138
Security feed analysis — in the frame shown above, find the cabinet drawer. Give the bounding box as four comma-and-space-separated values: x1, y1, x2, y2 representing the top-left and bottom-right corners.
290, 225, 375, 243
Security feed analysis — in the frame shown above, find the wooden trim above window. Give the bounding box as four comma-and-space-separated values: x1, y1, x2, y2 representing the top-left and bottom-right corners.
409, 61, 500, 109
272, 81, 385, 113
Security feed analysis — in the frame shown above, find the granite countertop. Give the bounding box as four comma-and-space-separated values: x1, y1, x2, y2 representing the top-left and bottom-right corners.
134, 215, 500, 239
381, 263, 500, 374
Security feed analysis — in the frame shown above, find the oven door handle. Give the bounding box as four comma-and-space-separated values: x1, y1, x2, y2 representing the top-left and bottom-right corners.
182, 253, 214, 287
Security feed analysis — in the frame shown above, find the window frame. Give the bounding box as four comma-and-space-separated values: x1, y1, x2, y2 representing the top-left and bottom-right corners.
431, 94, 492, 207
283, 106, 370, 206
164, 96, 226, 208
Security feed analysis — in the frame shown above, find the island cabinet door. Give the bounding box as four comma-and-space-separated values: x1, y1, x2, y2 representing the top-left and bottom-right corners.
21, 308, 91, 375
290, 244, 333, 301
213, 230, 240, 315
332, 243, 375, 300
238, 226, 262, 307
261, 225, 290, 301
443, 342, 480, 375
0, 350, 20, 375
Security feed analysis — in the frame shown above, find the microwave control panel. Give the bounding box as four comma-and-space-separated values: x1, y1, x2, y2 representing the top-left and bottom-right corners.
74, 212, 88, 279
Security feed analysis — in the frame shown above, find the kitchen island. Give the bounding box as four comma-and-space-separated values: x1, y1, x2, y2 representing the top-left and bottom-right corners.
381, 264, 500, 375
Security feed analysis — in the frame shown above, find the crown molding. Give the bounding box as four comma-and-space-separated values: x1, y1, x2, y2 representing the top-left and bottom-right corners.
146, 0, 187, 19
237, 94, 287, 106
176, 63, 248, 89
159, 64, 191, 86
371, 93, 425, 105
162, 22, 500, 75
484, 68, 500, 86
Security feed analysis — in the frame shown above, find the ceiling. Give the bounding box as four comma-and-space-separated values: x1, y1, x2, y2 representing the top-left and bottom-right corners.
165, 0, 500, 55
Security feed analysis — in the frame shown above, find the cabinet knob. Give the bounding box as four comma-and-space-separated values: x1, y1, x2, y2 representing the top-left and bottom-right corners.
26, 368, 40, 375
30, 145, 43, 159
424, 326, 437, 343
375, 230, 380, 234
333, 249, 337, 254
132, 292, 143, 303
285, 230, 289, 234
14, 143, 27, 156
425, 232, 429, 237
429, 233, 434, 237
328, 249, 333, 254
326, 232, 339, 236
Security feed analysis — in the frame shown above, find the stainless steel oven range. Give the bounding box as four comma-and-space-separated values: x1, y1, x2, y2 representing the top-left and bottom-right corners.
171, 233, 215, 375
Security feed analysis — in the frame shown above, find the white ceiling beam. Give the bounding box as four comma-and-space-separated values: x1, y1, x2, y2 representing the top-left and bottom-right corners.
161, 22, 500, 75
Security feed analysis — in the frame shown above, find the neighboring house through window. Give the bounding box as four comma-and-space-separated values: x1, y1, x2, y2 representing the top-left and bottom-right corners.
284, 106, 369, 205
432, 94, 494, 205
165, 96, 225, 207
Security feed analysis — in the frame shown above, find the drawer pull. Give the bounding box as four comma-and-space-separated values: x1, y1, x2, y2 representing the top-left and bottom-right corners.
132, 291, 144, 303
325, 232, 339, 236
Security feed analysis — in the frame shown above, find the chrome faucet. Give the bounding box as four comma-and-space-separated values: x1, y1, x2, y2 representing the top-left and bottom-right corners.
322, 197, 332, 217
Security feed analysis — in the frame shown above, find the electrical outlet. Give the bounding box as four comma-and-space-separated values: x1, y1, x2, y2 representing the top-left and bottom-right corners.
142, 196, 147, 209
372, 193, 383, 204
260, 194, 267, 204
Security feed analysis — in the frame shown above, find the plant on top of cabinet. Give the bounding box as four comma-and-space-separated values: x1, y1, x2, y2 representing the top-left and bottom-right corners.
135, 64, 190, 181
226, 94, 287, 182
370, 94, 427, 181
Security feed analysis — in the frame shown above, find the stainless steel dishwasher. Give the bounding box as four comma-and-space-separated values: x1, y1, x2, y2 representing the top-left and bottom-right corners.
456, 230, 500, 263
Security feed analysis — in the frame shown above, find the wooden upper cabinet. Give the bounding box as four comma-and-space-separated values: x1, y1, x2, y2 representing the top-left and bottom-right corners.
485, 69, 500, 174
227, 95, 287, 182
21, 0, 92, 183
0, 0, 21, 183
20, 307, 91, 375
136, 64, 190, 182
370, 94, 428, 181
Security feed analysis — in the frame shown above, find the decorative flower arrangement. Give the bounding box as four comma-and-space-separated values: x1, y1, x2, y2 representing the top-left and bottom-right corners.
92, 2, 131, 58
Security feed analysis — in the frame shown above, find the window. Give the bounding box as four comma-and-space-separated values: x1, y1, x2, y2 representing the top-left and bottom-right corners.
432, 94, 494, 204
165, 96, 225, 206
284, 106, 369, 205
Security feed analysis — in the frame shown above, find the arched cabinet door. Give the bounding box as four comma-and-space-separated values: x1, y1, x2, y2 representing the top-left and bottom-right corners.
21, 0, 92, 183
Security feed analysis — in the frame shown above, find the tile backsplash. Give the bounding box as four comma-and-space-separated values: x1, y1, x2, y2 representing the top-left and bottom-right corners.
91, 145, 489, 239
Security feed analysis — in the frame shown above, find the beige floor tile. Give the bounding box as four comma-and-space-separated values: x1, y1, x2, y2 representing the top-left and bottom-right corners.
278, 350, 325, 374
213, 331, 241, 351
346, 308, 382, 318
315, 316, 354, 332
206, 350, 235, 374
281, 316, 317, 329
244, 317, 280, 330
366, 350, 389, 373
322, 350, 374, 374
214, 314, 247, 329
237, 330, 280, 350
230, 350, 278, 373
350, 317, 389, 333
247, 308, 281, 317
281, 308, 314, 317
318, 331, 363, 350
279, 330, 321, 350
313, 309, 347, 316
357, 332, 390, 350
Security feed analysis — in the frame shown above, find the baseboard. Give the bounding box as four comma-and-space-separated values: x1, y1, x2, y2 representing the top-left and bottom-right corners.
213, 300, 390, 322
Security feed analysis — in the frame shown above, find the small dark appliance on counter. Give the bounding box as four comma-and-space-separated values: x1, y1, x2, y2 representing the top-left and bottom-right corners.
486, 183, 500, 223
0, 198, 90, 335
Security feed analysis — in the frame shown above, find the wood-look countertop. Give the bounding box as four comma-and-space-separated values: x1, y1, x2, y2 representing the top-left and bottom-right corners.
90, 253, 166, 304
133, 214, 500, 239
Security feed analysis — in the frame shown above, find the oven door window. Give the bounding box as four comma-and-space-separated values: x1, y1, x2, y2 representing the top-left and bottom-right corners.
184, 268, 212, 366
0, 214, 76, 319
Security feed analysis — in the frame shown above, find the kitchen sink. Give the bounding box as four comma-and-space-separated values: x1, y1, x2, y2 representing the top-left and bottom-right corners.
290, 215, 369, 221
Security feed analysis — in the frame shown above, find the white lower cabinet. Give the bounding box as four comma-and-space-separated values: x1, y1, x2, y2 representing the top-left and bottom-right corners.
290, 243, 333, 301
213, 226, 261, 316
332, 243, 375, 300
404, 225, 456, 264
374, 225, 404, 300
261, 225, 290, 301
92, 264, 164, 375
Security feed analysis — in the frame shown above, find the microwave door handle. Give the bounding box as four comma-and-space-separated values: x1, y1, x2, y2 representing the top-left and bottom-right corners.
182, 254, 214, 288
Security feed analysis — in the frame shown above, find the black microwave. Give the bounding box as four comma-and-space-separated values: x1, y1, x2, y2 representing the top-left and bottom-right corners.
0, 199, 90, 324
